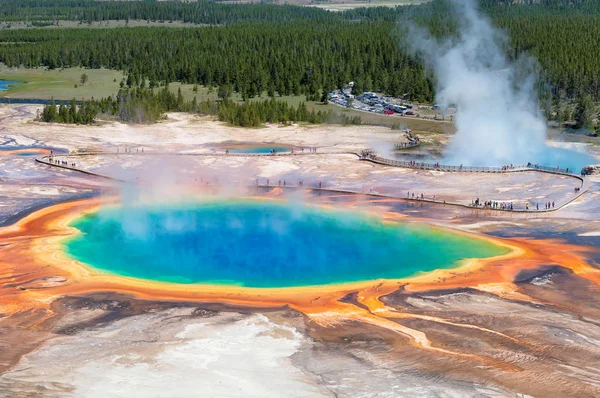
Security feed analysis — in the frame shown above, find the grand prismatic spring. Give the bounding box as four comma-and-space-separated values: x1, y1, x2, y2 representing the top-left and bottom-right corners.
64, 200, 508, 287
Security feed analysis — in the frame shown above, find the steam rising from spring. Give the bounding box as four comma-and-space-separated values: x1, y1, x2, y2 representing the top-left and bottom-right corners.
407, 0, 582, 167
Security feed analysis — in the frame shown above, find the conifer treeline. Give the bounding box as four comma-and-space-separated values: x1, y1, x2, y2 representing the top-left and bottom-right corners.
0, 23, 433, 102
39, 98, 98, 124
3, 0, 600, 105
2, 0, 599, 25
0, 0, 341, 24
38, 87, 362, 127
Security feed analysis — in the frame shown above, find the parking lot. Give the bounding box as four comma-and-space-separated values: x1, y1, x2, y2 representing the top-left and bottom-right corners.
327, 84, 456, 122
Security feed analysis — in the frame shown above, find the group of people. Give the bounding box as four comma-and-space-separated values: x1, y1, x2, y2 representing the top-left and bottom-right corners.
407, 136, 420, 145
359, 150, 376, 160
255, 179, 322, 189
542, 201, 555, 210
395, 134, 420, 149
473, 197, 559, 211
407, 192, 426, 200
117, 147, 142, 154
473, 198, 514, 211
528, 201, 555, 210
526, 162, 571, 174
49, 157, 75, 168
501, 164, 515, 171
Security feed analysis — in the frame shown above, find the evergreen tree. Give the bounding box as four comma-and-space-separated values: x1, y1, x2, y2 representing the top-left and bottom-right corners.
218, 84, 233, 101
575, 93, 594, 129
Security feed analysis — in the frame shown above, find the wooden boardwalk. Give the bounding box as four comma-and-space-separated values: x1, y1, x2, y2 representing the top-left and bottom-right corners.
35, 150, 590, 214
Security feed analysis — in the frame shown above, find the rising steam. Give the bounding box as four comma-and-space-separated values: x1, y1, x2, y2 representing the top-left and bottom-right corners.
407, 0, 594, 169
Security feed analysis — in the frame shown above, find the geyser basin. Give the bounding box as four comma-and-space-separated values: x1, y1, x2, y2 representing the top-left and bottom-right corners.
65, 201, 508, 287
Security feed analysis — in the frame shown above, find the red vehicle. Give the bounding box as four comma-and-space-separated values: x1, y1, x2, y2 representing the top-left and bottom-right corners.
384, 109, 394, 115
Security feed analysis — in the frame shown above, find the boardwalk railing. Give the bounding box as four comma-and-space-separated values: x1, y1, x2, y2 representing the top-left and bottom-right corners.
35, 150, 588, 214
394, 132, 420, 150
42, 151, 582, 178
394, 141, 420, 150
361, 155, 580, 177
39, 149, 347, 159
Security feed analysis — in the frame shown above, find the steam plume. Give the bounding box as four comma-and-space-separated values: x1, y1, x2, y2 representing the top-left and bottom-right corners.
407, 0, 594, 169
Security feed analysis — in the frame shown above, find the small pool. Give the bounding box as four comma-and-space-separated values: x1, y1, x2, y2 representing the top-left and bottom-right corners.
223, 145, 292, 154
0, 80, 20, 92
15, 151, 41, 157
0, 146, 60, 157
64, 200, 508, 288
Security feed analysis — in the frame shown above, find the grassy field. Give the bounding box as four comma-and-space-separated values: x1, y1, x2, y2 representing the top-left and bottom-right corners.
0, 66, 452, 132
0, 66, 236, 102
0, 66, 125, 100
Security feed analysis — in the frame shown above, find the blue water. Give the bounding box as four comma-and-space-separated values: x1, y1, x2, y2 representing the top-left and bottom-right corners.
444, 145, 597, 172
226, 146, 291, 154
0, 80, 20, 92
527, 145, 598, 172
399, 144, 597, 173
64, 200, 508, 287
